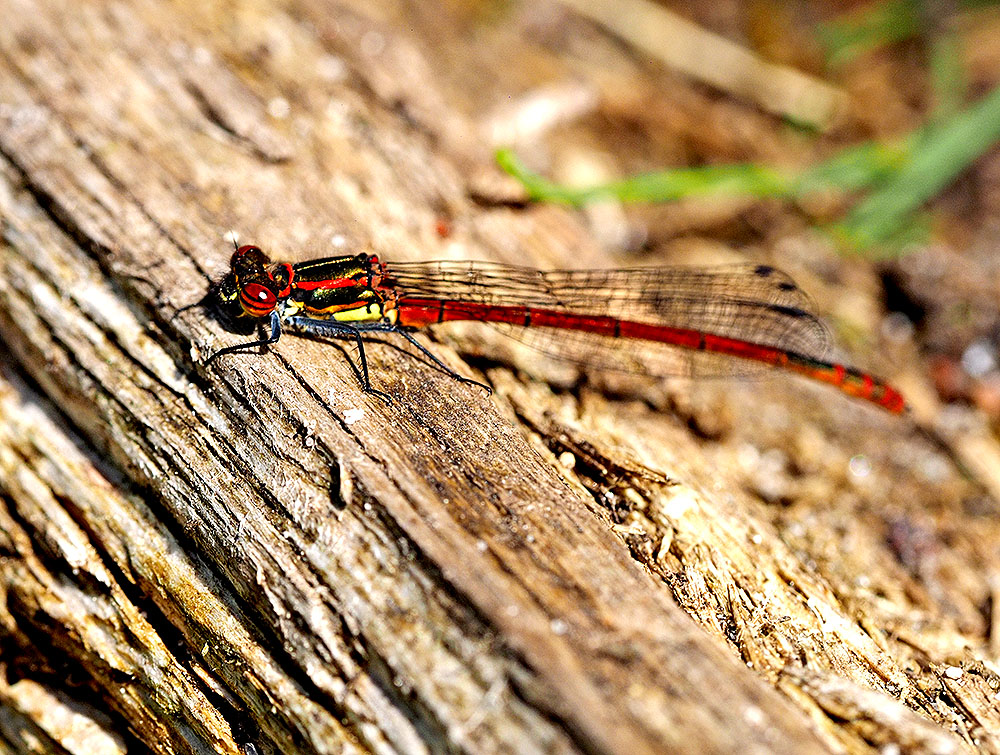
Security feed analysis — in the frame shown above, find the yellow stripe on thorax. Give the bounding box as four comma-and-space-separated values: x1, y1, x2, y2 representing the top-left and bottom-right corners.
329, 302, 386, 322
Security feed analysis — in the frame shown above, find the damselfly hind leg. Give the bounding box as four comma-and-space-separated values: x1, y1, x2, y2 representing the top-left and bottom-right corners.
389, 327, 493, 396
286, 317, 392, 402
353, 322, 493, 395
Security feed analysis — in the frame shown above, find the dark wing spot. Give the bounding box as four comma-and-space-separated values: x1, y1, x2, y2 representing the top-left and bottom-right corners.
770, 304, 811, 319
754, 265, 776, 277
777, 281, 797, 292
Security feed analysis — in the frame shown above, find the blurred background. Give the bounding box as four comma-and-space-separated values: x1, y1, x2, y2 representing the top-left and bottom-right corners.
409, 0, 1000, 420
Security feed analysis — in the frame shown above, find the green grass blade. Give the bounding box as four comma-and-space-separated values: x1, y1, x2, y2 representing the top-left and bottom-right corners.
833, 82, 1000, 255
817, 0, 920, 68
494, 149, 794, 206
496, 138, 906, 208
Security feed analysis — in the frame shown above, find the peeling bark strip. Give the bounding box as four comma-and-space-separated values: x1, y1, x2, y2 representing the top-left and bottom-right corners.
0, 1, 997, 754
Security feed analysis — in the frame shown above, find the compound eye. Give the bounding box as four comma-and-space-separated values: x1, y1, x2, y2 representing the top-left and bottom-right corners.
232, 244, 262, 266
239, 281, 277, 317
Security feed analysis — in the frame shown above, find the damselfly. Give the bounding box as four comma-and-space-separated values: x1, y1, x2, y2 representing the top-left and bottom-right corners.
204, 244, 906, 413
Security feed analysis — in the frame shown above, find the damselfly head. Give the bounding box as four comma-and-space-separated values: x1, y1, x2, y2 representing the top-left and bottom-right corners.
205, 243, 282, 333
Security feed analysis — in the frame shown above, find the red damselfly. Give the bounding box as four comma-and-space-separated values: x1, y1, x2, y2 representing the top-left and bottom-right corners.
204, 244, 906, 413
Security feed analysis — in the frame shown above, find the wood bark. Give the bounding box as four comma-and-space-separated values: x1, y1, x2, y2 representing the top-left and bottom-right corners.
1, 1, 999, 754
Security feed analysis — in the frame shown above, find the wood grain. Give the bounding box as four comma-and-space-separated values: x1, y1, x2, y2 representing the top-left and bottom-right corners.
1, 1, 998, 754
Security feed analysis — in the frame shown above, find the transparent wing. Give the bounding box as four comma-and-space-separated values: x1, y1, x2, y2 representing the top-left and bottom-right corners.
381, 261, 831, 378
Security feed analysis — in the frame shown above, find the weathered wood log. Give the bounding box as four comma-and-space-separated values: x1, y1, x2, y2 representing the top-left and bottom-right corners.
2, 1, 999, 754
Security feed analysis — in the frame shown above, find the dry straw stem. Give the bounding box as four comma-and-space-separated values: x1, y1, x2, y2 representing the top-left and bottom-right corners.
557, 0, 848, 129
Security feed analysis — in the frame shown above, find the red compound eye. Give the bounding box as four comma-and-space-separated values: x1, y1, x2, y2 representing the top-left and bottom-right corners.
239, 281, 277, 317
231, 244, 263, 266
